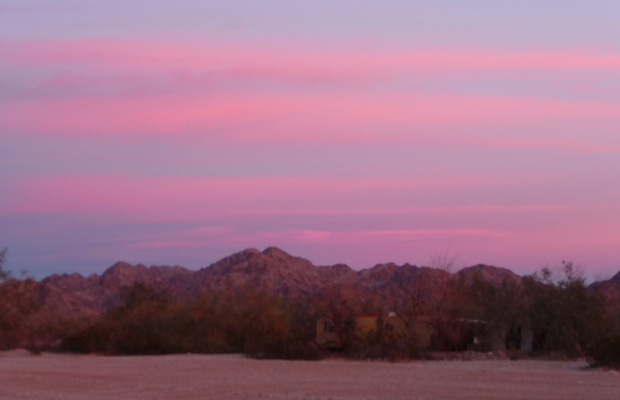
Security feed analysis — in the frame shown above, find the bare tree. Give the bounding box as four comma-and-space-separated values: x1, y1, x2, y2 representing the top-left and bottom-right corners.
0, 247, 12, 282
318, 286, 357, 351
427, 249, 464, 350
429, 247, 458, 274
389, 249, 459, 354
427, 248, 458, 316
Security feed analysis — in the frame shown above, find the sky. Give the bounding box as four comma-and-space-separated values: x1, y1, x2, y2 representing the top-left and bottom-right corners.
1, 1, 620, 279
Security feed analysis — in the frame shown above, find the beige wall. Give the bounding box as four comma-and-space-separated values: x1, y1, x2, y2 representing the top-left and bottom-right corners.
316, 313, 434, 349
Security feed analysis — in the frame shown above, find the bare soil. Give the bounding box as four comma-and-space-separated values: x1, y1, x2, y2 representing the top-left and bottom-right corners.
0, 350, 618, 399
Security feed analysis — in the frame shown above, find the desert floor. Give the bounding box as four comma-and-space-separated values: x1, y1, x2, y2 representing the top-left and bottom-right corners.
0, 350, 618, 400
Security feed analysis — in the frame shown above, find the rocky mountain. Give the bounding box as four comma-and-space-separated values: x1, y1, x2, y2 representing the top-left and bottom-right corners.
589, 271, 620, 310
457, 264, 522, 288
187, 247, 357, 297
29, 247, 620, 318
37, 262, 195, 317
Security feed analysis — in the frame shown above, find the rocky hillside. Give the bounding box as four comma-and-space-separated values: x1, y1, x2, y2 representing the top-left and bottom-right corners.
29, 247, 620, 318
589, 271, 620, 310
457, 264, 522, 288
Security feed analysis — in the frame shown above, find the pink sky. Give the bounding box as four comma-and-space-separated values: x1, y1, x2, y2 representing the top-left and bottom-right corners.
1, 1, 620, 279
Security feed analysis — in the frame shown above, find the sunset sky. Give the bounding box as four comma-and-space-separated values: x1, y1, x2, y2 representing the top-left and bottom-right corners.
2, 1, 620, 278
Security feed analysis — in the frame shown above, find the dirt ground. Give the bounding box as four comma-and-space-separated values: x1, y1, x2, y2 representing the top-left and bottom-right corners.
0, 350, 618, 399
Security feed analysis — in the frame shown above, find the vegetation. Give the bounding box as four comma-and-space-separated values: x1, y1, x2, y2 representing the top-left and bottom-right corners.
0, 247, 11, 282
587, 333, 620, 368
0, 251, 619, 367
524, 262, 608, 355
61, 282, 320, 359
0, 248, 48, 352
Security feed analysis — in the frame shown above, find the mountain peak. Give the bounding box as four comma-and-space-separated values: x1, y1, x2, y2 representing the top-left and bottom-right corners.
109, 261, 134, 270
109, 260, 156, 272
459, 264, 521, 287
238, 248, 261, 257
358, 262, 401, 287
262, 247, 293, 259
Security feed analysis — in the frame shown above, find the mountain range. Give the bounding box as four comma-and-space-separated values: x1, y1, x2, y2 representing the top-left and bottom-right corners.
34, 247, 620, 318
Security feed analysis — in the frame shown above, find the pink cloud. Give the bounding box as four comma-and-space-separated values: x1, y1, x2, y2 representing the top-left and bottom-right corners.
128, 241, 203, 249
3, 174, 604, 223
360, 229, 513, 238
215, 228, 513, 247
3, 90, 619, 146
0, 92, 295, 137
3, 37, 620, 150
2, 175, 480, 218
3, 38, 620, 74
486, 138, 620, 154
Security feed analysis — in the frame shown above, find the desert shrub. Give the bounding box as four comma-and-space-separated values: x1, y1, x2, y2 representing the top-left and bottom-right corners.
524, 263, 607, 355
587, 310, 620, 368
61, 283, 192, 354
0, 278, 40, 349
186, 292, 234, 353
350, 338, 415, 361
61, 320, 119, 353
257, 299, 321, 360
587, 335, 620, 368
316, 287, 358, 353
61, 282, 322, 359
230, 286, 320, 360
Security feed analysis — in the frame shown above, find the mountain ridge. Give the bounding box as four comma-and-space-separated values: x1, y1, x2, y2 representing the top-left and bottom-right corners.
34, 247, 620, 318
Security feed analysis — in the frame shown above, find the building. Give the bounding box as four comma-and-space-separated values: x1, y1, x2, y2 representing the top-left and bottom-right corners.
316, 311, 434, 350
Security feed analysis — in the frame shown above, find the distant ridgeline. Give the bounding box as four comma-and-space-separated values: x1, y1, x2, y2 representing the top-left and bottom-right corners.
1, 247, 619, 366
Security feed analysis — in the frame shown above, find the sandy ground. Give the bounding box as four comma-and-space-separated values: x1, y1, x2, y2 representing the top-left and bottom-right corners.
0, 350, 618, 400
